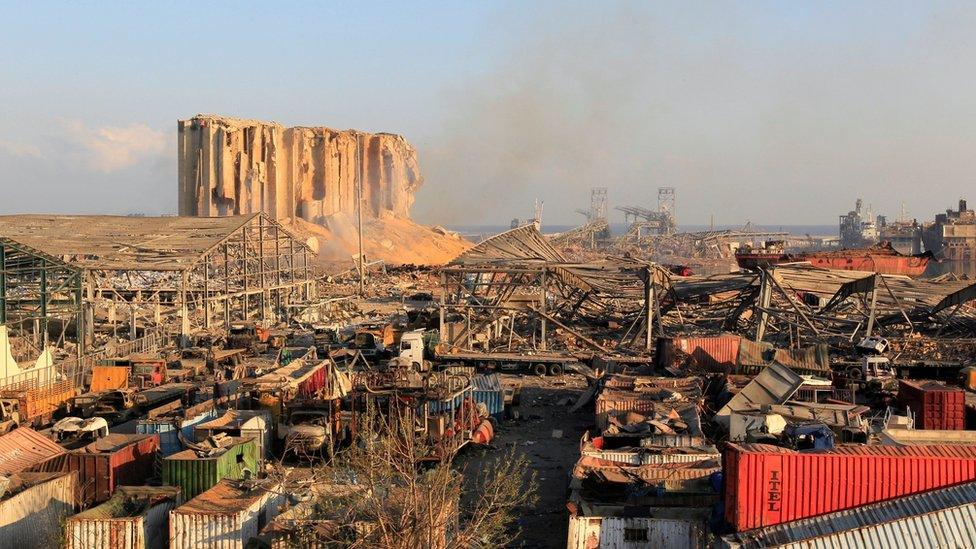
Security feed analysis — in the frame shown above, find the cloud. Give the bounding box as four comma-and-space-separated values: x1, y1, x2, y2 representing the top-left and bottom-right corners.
60, 119, 167, 172
0, 138, 43, 159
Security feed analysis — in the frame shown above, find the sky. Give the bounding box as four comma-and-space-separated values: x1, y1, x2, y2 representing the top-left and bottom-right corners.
1, 1, 975, 227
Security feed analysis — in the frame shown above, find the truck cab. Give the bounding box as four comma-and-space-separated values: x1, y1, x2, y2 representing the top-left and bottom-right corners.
842, 356, 895, 390
130, 357, 167, 388
280, 405, 337, 457
398, 330, 430, 371
0, 399, 21, 434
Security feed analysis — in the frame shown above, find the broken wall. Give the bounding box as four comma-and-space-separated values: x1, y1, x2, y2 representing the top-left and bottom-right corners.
177, 115, 423, 222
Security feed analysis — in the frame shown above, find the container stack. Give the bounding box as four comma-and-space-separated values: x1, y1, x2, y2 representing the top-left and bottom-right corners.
567, 374, 714, 549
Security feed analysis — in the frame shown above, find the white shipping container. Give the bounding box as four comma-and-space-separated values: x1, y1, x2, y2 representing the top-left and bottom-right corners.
0, 471, 76, 549
581, 449, 720, 466
65, 486, 182, 549
170, 480, 285, 549
568, 516, 706, 549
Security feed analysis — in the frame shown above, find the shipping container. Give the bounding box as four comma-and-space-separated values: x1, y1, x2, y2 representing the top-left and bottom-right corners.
568, 516, 707, 549
0, 471, 77, 548
581, 441, 720, 466
724, 443, 976, 532
719, 480, 976, 549
137, 406, 220, 456
162, 437, 259, 500
66, 433, 160, 506
897, 379, 965, 430
65, 485, 182, 549
0, 426, 67, 474
656, 334, 741, 372
90, 365, 130, 392
0, 379, 76, 426
194, 410, 273, 461
471, 373, 504, 421
169, 479, 285, 549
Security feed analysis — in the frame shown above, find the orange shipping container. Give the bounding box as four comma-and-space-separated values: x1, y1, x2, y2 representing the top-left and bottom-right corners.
724, 443, 976, 532
89, 365, 130, 392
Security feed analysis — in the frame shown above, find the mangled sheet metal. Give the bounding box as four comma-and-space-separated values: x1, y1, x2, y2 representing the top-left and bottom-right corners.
450, 224, 566, 264
715, 363, 804, 428
739, 401, 869, 429
736, 339, 831, 376
772, 264, 976, 321
571, 455, 721, 493
0, 427, 67, 475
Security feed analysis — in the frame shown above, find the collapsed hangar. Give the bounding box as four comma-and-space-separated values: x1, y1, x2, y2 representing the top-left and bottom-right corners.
0, 213, 316, 356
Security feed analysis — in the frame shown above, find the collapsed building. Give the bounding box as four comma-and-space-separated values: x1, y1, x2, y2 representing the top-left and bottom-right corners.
177, 115, 469, 265
0, 213, 315, 385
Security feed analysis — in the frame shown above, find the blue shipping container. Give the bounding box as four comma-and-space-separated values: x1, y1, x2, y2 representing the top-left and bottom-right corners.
137, 408, 219, 456
472, 374, 504, 421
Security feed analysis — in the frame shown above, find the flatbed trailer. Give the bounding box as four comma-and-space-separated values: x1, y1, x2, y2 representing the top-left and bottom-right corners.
436, 351, 582, 376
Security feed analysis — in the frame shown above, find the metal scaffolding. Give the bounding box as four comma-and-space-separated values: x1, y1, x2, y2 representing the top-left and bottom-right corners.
0, 213, 316, 356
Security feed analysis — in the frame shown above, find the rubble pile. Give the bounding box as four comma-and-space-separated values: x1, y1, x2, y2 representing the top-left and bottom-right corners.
6, 203, 976, 547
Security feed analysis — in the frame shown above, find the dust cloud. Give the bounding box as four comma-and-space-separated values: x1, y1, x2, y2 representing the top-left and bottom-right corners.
414, 2, 976, 228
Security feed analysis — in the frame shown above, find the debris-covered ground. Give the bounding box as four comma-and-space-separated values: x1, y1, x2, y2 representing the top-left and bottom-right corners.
459, 374, 590, 548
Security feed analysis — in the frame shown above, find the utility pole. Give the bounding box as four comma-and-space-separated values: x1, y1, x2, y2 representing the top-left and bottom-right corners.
357, 133, 365, 296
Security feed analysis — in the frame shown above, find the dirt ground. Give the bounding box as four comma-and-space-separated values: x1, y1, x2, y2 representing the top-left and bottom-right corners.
458, 372, 591, 548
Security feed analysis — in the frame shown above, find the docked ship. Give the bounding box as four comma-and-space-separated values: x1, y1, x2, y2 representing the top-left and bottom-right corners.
735, 241, 932, 277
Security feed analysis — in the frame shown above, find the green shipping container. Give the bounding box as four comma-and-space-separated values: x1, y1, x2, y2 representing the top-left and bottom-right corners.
162, 437, 259, 499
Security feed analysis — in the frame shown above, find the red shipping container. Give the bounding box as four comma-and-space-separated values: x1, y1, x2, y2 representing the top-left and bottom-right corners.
656, 335, 741, 372
65, 433, 159, 506
897, 380, 965, 430
724, 443, 976, 532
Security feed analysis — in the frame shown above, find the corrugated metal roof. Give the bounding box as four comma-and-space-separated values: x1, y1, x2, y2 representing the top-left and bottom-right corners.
0, 214, 268, 271
176, 479, 280, 515
732, 443, 976, 459
68, 433, 156, 454
0, 427, 66, 475
471, 373, 502, 392
195, 409, 270, 431
449, 224, 566, 264
70, 486, 182, 519
721, 480, 976, 548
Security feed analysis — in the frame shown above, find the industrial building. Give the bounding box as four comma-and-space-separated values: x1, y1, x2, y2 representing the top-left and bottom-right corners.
0, 213, 315, 363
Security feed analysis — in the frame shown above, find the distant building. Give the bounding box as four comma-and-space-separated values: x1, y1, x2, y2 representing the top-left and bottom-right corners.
923, 199, 976, 261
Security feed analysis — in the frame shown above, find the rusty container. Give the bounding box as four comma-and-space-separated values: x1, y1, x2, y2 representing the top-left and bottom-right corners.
724, 443, 976, 532
65, 433, 160, 506
897, 379, 965, 430
656, 335, 741, 372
